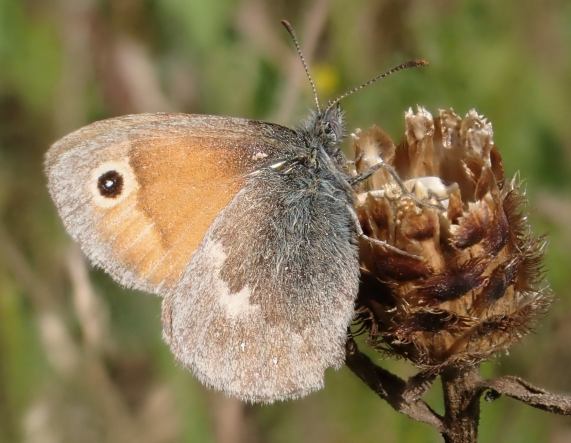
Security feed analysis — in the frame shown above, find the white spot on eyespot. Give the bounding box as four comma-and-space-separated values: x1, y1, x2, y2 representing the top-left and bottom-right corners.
240, 342, 246, 352
272, 357, 278, 365
251, 152, 268, 161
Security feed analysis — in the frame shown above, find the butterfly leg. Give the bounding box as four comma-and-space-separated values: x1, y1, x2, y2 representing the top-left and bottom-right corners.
350, 160, 444, 211
348, 161, 386, 186
347, 204, 422, 260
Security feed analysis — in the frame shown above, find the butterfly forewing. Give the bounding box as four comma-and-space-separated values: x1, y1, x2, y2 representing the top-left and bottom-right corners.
45, 113, 295, 293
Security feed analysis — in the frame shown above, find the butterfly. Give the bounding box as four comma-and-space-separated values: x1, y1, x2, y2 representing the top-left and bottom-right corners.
45, 20, 426, 403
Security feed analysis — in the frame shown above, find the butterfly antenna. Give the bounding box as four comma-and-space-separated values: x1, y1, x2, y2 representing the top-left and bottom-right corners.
325, 59, 428, 114
281, 20, 321, 113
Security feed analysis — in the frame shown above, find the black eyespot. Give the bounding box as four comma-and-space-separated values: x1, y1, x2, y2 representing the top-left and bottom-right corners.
97, 170, 123, 198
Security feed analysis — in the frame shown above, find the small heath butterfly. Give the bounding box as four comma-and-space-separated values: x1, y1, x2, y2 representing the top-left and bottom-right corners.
45, 21, 426, 403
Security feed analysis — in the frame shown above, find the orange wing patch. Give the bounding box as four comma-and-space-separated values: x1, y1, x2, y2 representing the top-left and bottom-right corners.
96, 136, 248, 287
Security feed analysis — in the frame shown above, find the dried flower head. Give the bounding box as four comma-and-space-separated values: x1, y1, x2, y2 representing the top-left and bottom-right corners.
352, 107, 552, 370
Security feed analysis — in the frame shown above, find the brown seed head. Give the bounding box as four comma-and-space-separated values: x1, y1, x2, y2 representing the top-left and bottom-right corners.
352, 107, 552, 370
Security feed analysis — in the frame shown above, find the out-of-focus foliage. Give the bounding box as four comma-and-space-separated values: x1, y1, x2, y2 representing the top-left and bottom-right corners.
0, 1, 570, 442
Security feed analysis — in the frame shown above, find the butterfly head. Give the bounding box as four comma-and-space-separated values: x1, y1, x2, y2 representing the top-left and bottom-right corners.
308, 103, 344, 150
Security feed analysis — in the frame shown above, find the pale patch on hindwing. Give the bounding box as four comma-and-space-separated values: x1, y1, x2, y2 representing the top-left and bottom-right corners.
193, 239, 260, 320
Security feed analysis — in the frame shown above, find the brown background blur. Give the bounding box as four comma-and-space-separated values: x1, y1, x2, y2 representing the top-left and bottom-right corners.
1, 0, 570, 442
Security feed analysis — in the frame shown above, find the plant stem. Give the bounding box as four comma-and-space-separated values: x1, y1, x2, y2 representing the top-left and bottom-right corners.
346, 337, 571, 441
441, 366, 482, 443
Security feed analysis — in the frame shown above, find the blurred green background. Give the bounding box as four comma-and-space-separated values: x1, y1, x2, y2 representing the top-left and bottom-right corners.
1, 0, 570, 442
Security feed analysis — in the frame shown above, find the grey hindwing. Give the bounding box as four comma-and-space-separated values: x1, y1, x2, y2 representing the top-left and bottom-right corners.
161, 156, 360, 403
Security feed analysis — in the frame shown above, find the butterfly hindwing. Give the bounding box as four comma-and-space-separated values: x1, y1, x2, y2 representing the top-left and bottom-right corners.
162, 151, 359, 402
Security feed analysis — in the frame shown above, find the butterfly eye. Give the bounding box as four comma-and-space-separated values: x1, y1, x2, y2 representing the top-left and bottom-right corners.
97, 170, 124, 198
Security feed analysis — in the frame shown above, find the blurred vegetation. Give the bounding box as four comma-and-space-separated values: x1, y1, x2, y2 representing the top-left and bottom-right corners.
1, 0, 570, 442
